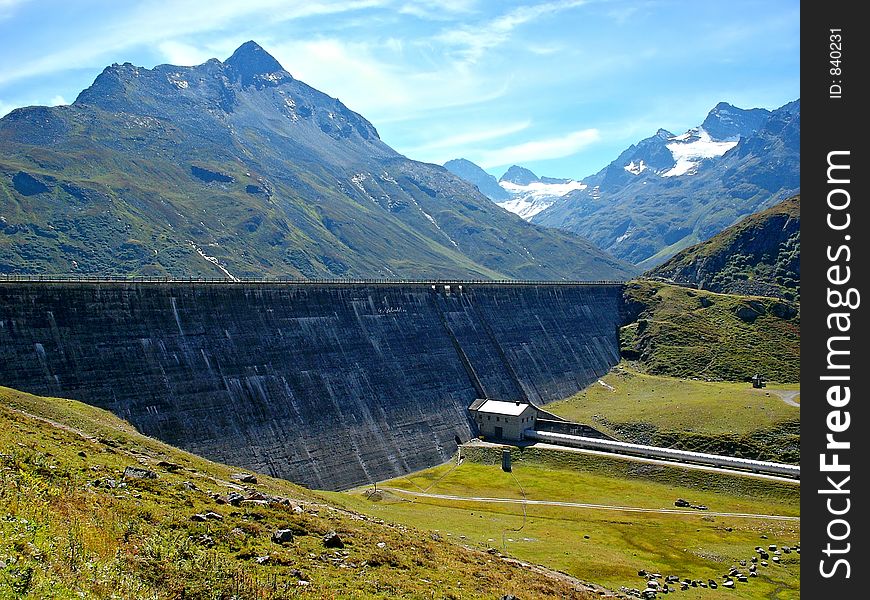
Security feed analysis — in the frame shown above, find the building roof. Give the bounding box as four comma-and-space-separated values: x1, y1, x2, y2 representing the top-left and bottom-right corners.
471, 399, 531, 416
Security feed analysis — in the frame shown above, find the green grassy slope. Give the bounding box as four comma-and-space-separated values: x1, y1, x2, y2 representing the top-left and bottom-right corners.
621, 281, 799, 383
0, 386, 598, 599
333, 445, 800, 600
546, 362, 800, 463
647, 196, 800, 300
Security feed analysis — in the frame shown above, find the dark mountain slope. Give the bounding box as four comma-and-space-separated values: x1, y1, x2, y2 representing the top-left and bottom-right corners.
443, 158, 510, 201
647, 195, 800, 300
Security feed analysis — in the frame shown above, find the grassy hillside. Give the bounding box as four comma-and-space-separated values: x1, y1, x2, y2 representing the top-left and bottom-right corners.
546, 362, 800, 463
0, 386, 599, 599
647, 196, 800, 300
334, 445, 800, 599
621, 281, 799, 383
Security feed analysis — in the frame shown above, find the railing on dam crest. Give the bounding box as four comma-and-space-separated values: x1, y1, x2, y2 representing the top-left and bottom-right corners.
0, 274, 624, 286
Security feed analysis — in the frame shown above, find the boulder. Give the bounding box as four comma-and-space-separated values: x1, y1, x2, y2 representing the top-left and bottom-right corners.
323, 530, 345, 548
272, 529, 294, 544
735, 305, 761, 323
232, 472, 258, 484
123, 466, 158, 480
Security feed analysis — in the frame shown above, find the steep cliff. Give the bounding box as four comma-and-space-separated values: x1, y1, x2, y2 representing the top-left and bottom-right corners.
0, 281, 623, 490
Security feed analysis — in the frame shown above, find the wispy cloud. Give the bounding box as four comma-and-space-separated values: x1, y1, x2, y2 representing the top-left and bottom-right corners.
436, 0, 587, 63
398, 0, 477, 19
401, 120, 532, 163
157, 41, 217, 66
409, 121, 532, 151
0, 0, 390, 86
477, 128, 600, 168
267, 37, 509, 122
0, 0, 29, 20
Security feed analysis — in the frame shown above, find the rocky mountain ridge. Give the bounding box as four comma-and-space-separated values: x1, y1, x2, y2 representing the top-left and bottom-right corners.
0, 41, 636, 280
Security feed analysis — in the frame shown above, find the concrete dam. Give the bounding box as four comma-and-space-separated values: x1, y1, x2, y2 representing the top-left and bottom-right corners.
0, 280, 624, 490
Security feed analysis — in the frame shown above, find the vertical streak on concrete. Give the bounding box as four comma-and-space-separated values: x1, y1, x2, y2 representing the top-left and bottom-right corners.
469, 296, 530, 403
169, 297, 184, 335
432, 291, 488, 400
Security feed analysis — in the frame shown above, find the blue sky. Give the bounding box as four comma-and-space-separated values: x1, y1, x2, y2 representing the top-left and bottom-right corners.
0, 0, 799, 180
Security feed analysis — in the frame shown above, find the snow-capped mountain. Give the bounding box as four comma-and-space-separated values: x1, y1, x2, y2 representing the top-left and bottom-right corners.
443, 162, 585, 220
496, 166, 586, 219
447, 100, 799, 267
595, 103, 773, 188
533, 100, 799, 266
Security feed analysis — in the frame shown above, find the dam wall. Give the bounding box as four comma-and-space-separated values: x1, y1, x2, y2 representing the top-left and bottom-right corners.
0, 280, 624, 490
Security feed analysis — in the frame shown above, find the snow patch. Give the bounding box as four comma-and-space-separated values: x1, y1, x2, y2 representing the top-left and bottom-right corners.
282, 96, 299, 121
420, 209, 459, 248
168, 73, 189, 89
614, 226, 635, 245
188, 241, 239, 281
499, 179, 586, 197
497, 179, 586, 220
624, 159, 647, 175
350, 173, 377, 204
663, 127, 738, 177
379, 171, 397, 184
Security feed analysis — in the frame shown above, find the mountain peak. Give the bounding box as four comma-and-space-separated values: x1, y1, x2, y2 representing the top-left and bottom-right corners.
701, 101, 771, 141
225, 41, 285, 83
500, 165, 539, 185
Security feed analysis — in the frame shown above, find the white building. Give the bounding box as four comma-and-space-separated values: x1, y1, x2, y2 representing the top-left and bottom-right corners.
468, 398, 537, 441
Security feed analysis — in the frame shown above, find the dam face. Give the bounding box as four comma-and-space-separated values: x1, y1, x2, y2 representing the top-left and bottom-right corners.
0, 281, 623, 490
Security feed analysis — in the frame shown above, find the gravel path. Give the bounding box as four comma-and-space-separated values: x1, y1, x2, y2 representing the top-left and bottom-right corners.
382, 487, 800, 521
